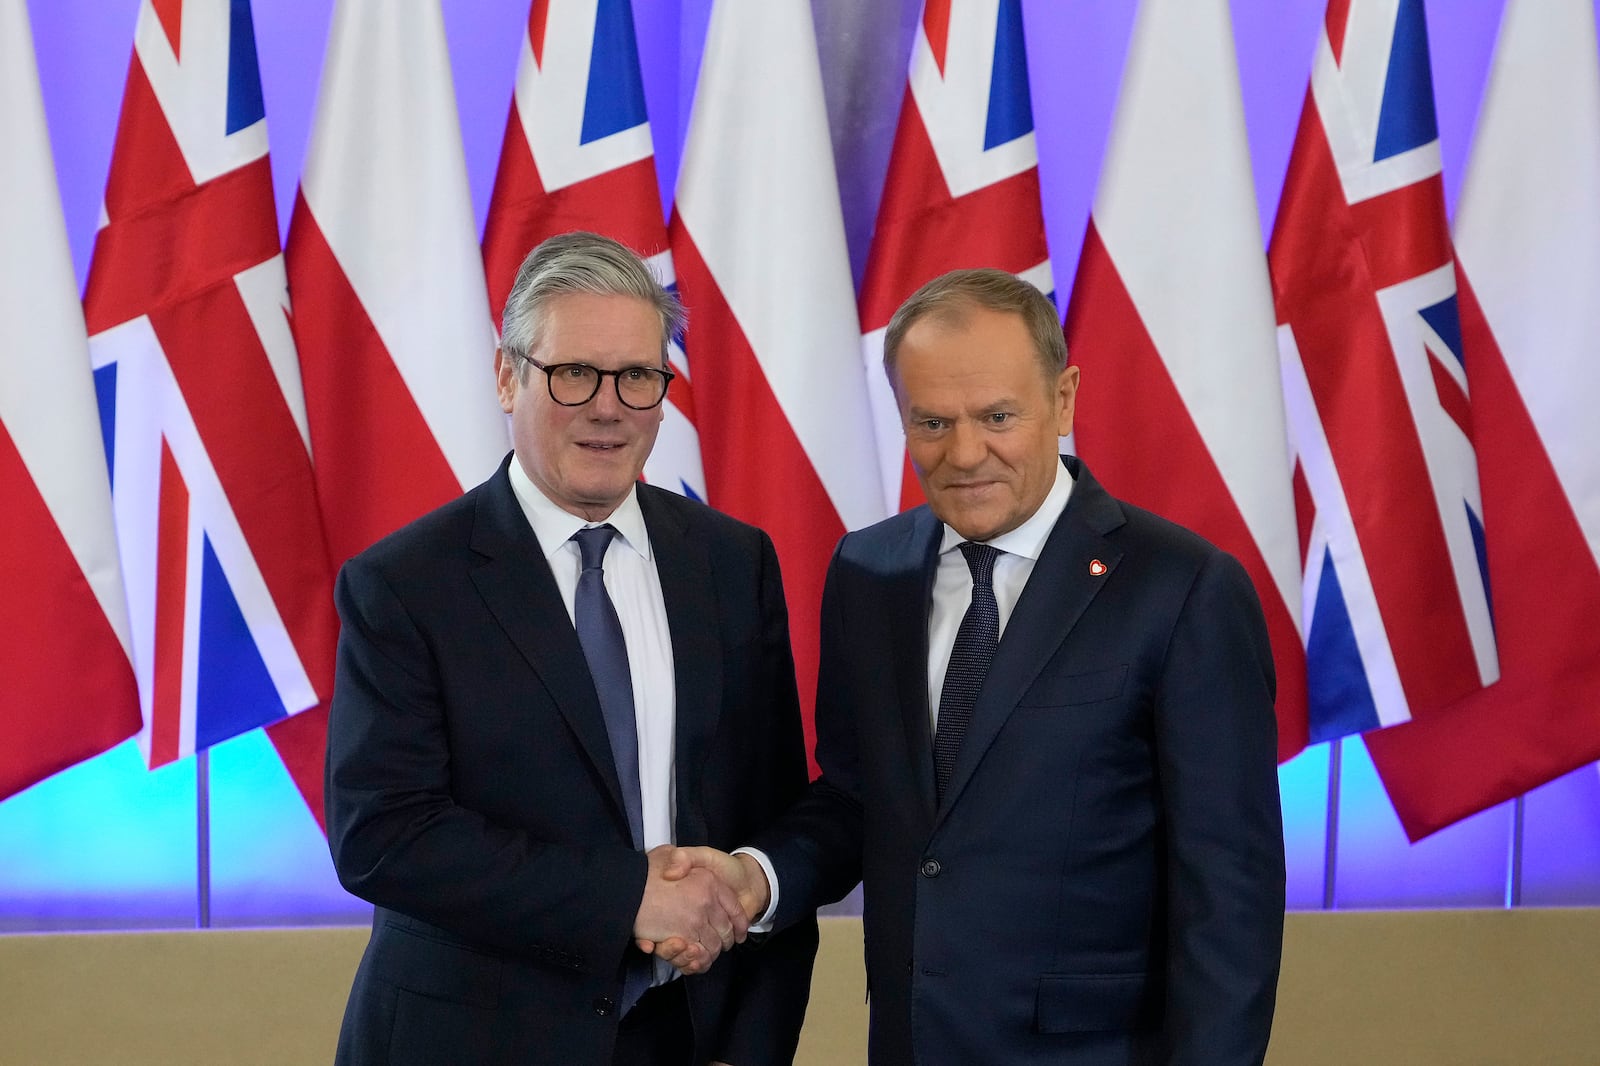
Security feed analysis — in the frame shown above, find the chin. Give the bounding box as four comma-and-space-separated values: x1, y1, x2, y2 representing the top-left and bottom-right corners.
944, 517, 996, 542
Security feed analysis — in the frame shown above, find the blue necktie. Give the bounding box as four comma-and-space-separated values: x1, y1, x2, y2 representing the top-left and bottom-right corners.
571, 525, 652, 1012
572, 525, 645, 849
934, 542, 1001, 803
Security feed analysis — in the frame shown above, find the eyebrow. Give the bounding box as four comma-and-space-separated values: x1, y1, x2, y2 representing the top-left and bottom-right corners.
907, 398, 1017, 420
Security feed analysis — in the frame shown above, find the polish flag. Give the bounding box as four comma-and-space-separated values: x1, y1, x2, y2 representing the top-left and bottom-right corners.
1269, 0, 1497, 748
283, 0, 509, 815
81, 0, 338, 816
1064, 0, 1308, 759
670, 0, 886, 763
1365, 0, 1600, 839
859, 0, 1052, 514
287, 0, 508, 570
482, 0, 703, 499
0, 0, 141, 798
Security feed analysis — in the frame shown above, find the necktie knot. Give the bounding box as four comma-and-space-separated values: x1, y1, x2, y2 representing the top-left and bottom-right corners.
958, 541, 1000, 587
573, 524, 617, 571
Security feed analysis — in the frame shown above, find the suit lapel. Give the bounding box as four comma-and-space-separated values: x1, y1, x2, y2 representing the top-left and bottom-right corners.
891, 509, 944, 826
467, 460, 631, 834
935, 458, 1128, 826
639, 487, 722, 844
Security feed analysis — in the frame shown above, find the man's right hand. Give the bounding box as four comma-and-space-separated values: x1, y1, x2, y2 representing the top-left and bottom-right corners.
631, 845, 750, 976
636, 847, 772, 972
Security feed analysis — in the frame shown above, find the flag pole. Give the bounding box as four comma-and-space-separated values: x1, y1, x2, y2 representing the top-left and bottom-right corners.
1322, 738, 1342, 910
1504, 794, 1524, 908
196, 750, 211, 929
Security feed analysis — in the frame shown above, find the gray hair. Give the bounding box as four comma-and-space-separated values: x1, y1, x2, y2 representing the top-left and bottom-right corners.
499, 231, 685, 376
883, 268, 1066, 388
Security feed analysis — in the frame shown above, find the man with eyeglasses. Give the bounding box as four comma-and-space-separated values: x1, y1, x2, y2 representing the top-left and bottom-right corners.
325, 231, 817, 1066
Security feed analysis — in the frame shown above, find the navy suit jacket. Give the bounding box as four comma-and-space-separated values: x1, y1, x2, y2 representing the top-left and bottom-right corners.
326, 456, 817, 1065
756, 457, 1284, 1065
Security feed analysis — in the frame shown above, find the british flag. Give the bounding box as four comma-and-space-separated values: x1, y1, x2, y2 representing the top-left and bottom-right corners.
859, 0, 1051, 513
482, 0, 703, 500
1366, 0, 1600, 839
82, 0, 337, 775
1270, 0, 1498, 744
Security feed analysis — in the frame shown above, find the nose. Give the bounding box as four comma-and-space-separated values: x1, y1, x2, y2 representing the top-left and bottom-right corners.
946, 420, 987, 470
587, 375, 625, 419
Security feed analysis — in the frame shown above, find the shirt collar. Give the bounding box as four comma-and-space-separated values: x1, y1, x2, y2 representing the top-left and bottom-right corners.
938, 456, 1073, 560
507, 454, 653, 564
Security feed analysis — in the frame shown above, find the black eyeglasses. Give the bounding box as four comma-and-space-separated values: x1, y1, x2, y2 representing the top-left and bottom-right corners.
520, 356, 675, 410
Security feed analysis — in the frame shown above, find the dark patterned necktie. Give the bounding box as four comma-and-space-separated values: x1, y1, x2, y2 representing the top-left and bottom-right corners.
934, 541, 1001, 803
571, 525, 653, 1013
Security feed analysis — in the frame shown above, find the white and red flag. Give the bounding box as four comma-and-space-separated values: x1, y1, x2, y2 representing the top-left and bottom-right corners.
482, 0, 702, 499
284, 0, 509, 816
288, 0, 508, 570
80, 0, 336, 810
1269, 0, 1497, 747
671, 0, 885, 763
1365, 0, 1600, 839
859, 0, 1052, 513
1063, 0, 1308, 760
0, 0, 141, 799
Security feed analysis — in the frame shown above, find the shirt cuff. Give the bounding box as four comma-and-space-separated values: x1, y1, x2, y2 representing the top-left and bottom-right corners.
731, 846, 779, 930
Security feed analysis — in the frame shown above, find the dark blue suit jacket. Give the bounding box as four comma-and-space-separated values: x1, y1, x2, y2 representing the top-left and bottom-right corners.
757, 457, 1284, 1064
326, 456, 817, 1065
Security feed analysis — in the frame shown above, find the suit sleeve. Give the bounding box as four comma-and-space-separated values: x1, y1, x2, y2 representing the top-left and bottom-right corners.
751, 541, 868, 929
1155, 550, 1286, 1065
713, 531, 820, 1066
324, 555, 647, 975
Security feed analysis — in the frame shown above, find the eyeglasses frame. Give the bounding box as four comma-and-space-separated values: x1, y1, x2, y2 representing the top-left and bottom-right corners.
516, 354, 676, 411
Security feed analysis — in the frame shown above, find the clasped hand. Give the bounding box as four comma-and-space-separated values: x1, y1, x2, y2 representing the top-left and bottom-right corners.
631, 845, 772, 975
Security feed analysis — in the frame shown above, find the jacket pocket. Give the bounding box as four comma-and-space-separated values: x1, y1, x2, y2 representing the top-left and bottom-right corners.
1034, 971, 1155, 1033
370, 920, 503, 1008
1018, 664, 1128, 708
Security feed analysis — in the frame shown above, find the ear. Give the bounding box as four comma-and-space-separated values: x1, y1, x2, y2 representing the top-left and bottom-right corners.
1055, 365, 1081, 436
495, 349, 517, 414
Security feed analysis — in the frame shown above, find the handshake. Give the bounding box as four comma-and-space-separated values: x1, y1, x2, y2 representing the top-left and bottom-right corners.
631, 845, 772, 976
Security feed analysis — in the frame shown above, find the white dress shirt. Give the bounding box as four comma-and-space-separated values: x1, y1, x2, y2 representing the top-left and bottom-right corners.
926, 457, 1073, 731
507, 459, 679, 981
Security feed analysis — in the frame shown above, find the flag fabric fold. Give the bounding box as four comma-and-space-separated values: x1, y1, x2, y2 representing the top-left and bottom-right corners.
81, 0, 337, 810
482, 0, 703, 500
1064, 0, 1309, 760
670, 0, 885, 765
1269, 0, 1497, 748
0, 0, 142, 799
859, 0, 1052, 513
1365, 0, 1600, 839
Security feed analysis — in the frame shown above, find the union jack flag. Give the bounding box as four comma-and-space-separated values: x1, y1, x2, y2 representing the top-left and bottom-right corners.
860, 0, 1051, 513
1270, 0, 1498, 744
1366, 0, 1600, 839
82, 0, 337, 774
482, 0, 703, 500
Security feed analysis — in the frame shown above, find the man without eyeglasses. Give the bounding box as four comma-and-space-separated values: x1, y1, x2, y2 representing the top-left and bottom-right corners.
656, 268, 1286, 1064
326, 231, 816, 1066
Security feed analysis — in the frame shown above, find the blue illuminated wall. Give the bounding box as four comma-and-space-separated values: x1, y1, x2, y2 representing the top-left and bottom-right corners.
5, 0, 1596, 930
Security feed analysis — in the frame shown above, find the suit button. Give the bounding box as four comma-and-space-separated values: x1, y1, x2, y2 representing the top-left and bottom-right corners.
593, 996, 615, 1017
920, 858, 941, 878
